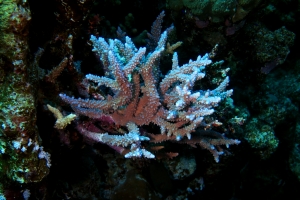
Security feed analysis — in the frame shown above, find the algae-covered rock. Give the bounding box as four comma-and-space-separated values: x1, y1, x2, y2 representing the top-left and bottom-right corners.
0, 0, 49, 185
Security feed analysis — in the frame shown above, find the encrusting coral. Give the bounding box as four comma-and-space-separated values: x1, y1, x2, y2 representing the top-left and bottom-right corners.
0, 0, 50, 186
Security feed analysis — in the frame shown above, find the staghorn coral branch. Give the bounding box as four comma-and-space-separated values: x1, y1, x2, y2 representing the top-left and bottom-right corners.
47, 104, 76, 129
59, 13, 239, 162
147, 130, 240, 163
77, 122, 154, 158
147, 10, 165, 50
45, 57, 68, 83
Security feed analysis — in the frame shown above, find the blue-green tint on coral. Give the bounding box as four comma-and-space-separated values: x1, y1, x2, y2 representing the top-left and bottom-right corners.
245, 118, 279, 159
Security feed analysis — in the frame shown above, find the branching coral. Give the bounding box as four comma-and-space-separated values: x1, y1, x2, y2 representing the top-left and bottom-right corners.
58, 13, 240, 161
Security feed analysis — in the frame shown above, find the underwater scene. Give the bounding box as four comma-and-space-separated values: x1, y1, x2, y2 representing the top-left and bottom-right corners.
0, 0, 300, 199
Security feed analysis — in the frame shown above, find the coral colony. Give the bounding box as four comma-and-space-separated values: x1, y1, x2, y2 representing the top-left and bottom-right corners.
1, 0, 300, 198
59, 13, 240, 163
